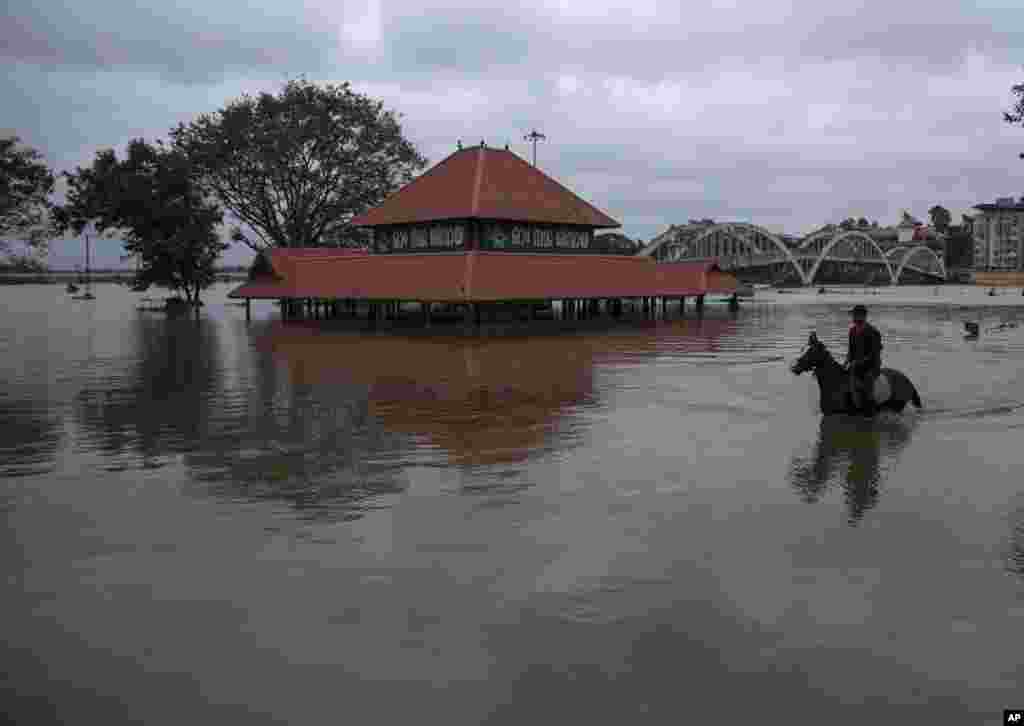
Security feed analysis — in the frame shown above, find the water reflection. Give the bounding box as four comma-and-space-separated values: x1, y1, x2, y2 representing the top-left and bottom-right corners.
259, 322, 600, 467
74, 316, 225, 459
184, 327, 406, 521
788, 415, 916, 525
1010, 505, 1024, 578
0, 400, 62, 478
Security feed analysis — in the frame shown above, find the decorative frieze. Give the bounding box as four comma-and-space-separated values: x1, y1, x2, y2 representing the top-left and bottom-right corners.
376, 222, 593, 253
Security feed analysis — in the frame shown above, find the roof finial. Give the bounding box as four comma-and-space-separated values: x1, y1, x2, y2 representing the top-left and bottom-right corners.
457, 139, 462, 150
505, 143, 509, 150
480, 139, 485, 147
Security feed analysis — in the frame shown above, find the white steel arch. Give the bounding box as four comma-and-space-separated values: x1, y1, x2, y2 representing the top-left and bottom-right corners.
644, 224, 943, 285
797, 232, 834, 253
685, 223, 807, 282
894, 245, 945, 281
637, 226, 680, 258
806, 231, 896, 285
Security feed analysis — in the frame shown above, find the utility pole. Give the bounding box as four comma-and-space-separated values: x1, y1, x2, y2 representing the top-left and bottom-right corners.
524, 129, 546, 167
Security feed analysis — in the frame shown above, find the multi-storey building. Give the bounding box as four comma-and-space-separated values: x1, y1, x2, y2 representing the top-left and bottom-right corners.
972, 197, 1024, 271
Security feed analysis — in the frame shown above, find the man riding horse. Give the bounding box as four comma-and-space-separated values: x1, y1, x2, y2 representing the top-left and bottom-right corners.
846, 304, 882, 414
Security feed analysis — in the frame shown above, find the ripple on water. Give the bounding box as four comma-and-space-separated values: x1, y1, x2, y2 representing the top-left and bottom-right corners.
2, 284, 1023, 722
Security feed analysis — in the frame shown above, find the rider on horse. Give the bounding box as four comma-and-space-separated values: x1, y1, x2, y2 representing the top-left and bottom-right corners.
846, 304, 883, 413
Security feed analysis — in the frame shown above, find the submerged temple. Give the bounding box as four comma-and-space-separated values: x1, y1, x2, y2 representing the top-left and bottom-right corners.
229, 143, 737, 320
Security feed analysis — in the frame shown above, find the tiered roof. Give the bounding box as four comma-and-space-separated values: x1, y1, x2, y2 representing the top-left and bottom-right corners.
350, 145, 620, 228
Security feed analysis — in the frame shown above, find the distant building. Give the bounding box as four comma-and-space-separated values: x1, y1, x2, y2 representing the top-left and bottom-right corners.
972, 197, 1024, 271
896, 211, 922, 244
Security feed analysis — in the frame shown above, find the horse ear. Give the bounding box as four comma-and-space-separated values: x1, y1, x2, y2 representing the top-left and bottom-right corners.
808, 332, 818, 344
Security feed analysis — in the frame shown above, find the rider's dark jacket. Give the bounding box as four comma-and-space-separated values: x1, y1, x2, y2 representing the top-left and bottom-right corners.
846, 322, 882, 377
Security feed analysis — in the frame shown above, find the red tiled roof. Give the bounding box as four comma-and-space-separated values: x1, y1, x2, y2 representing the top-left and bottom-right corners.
350, 146, 620, 228
229, 250, 735, 301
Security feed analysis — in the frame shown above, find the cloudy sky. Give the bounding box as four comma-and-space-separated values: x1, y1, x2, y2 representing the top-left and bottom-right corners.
5, 0, 1024, 268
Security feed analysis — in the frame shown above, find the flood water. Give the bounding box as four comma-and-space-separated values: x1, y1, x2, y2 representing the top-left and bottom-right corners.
2, 283, 1022, 725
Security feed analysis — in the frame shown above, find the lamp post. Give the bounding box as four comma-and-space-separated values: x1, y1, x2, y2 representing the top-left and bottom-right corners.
82, 225, 95, 299
524, 129, 546, 168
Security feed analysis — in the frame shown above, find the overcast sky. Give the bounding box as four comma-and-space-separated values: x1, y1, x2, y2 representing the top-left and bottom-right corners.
5, 0, 1024, 267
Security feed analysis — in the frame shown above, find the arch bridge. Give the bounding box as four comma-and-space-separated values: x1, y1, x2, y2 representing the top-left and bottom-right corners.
639, 223, 945, 285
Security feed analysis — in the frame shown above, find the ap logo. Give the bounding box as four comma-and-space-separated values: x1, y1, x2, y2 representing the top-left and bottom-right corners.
1006, 710, 1023, 724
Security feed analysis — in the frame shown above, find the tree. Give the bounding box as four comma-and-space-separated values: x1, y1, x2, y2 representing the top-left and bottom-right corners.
928, 205, 951, 233
171, 79, 427, 251
56, 139, 227, 305
1003, 82, 1024, 126
0, 135, 55, 266
944, 223, 974, 269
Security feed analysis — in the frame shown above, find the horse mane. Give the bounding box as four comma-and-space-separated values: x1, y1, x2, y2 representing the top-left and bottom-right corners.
814, 340, 845, 375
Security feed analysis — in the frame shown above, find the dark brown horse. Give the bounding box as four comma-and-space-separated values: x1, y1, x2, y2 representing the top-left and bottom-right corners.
791, 333, 922, 416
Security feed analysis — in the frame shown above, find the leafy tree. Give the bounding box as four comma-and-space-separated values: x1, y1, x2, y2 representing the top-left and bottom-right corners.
928, 204, 951, 233
55, 139, 226, 306
944, 223, 974, 269
171, 79, 427, 251
1003, 82, 1024, 126
0, 135, 55, 265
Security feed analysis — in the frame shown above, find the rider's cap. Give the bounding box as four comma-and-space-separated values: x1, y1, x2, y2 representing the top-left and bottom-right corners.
850, 304, 868, 316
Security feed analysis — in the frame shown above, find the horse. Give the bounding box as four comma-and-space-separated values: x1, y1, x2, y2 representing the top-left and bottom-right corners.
790, 332, 922, 416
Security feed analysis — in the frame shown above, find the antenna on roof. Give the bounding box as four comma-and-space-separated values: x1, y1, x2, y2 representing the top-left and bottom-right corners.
523, 129, 546, 168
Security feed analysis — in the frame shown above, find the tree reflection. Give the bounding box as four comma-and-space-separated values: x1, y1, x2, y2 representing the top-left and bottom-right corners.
74, 315, 224, 458
182, 327, 407, 521
72, 315, 408, 521
788, 415, 916, 525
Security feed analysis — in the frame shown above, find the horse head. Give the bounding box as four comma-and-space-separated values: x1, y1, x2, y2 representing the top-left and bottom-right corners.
791, 332, 829, 375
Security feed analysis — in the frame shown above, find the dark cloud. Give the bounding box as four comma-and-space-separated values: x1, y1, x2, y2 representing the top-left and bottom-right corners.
4, 0, 1024, 262
1, 0, 339, 83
